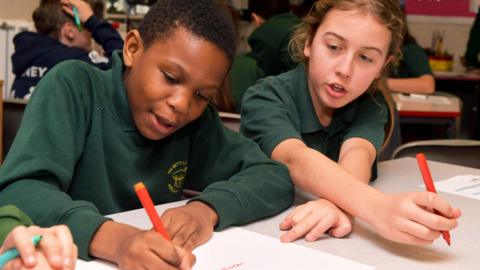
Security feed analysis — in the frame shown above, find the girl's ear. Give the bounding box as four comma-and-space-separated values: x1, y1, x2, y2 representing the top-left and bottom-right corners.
303, 38, 312, 58
123, 29, 143, 68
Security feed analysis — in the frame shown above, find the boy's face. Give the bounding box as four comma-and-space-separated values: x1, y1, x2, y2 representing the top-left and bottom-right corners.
123, 27, 230, 140
304, 9, 391, 114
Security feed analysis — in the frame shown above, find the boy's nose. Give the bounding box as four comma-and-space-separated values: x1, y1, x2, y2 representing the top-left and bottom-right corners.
167, 89, 190, 115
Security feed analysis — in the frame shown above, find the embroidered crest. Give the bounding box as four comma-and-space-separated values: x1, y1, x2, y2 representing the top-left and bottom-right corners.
167, 161, 188, 193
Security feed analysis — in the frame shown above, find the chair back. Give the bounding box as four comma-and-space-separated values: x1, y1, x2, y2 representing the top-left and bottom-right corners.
219, 111, 241, 132
392, 139, 480, 169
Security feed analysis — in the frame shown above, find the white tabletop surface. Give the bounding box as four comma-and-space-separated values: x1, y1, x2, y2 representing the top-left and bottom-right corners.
79, 158, 480, 269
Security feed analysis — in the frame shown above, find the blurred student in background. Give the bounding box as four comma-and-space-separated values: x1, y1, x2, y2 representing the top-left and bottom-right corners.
246, 0, 301, 76
464, 4, 480, 71
387, 3, 435, 95
10, 0, 123, 99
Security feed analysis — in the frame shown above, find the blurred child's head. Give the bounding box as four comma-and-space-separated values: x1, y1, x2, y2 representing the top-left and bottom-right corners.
33, 0, 95, 51
123, 0, 236, 140
289, 0, 404, 109
248, 0, 290, 26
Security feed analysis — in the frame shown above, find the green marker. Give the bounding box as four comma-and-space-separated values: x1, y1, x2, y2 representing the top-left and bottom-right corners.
0, 235, 42, 269
72, 6, 83, 32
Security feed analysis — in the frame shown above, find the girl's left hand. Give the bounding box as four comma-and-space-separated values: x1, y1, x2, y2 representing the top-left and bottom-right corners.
279, 199, 353, 242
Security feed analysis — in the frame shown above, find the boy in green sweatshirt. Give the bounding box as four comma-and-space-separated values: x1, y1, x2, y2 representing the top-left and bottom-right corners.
0, 0, 294, 269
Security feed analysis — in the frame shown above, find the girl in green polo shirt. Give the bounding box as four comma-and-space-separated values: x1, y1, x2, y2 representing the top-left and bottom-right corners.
241, 0, 461, 246
0, 205, 76, 270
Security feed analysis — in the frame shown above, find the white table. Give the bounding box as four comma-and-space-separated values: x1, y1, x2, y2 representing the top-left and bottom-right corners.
79, 158, 480, 269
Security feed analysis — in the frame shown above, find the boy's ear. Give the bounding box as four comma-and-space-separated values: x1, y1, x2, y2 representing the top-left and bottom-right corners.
251, 13, 265, 27
61, 22, 76, 41
123, 29, 144, 68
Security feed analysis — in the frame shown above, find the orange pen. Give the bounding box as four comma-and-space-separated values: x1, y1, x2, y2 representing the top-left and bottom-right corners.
416, 153, 451, 246
134, 182, 171, 240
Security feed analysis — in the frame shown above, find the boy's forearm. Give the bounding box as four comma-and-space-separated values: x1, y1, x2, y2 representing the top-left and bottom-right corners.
89, 221, 141, 263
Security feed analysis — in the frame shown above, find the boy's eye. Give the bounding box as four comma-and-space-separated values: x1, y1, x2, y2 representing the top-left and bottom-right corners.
194, 90, 212, 103
162, 71, 180, 84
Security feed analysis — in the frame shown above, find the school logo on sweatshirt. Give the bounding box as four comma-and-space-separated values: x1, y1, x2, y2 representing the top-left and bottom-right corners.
167, 161, 188, 193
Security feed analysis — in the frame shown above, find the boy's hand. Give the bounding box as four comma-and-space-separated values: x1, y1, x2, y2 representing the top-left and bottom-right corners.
113, 230, 195, 270
368, 192, 461, 245
279, 199, 353, 242
0, 225, 77, 270
162, 201, 219, 251
61, 0, 94, 23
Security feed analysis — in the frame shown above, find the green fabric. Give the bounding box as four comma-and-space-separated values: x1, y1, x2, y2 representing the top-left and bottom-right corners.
465, 7, 480, 68
247, 13, 301, 76
229, 55, 265, 113
393, 42, 432, 78
0, 51, 294, 260
240, 65, 388, 178
0, 205, 33, 245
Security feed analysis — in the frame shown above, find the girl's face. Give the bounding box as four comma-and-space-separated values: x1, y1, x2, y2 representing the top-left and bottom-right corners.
304, 8, 391, 116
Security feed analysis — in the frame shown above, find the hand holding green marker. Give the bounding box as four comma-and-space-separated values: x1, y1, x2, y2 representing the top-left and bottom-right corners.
0, 235, 42, 269
72, 6, 83, 32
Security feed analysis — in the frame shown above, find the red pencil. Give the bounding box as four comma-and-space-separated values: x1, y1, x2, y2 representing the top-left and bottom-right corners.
134, 182, 171, 240
416, 153, 451, 246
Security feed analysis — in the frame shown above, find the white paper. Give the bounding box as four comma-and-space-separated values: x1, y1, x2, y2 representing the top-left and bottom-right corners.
75, 228, 374, 270
192, 228, 374, 270
429, 175, 480, 200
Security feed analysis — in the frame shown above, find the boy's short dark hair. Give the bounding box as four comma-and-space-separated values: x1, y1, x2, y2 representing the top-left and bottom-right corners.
138, 0, 236, 62
34, 0, 103, 39
248, 0, 290, 20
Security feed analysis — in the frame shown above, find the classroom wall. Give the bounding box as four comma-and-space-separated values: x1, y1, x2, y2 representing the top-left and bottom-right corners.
0, 0, 38, 21
408, 16, 474, 72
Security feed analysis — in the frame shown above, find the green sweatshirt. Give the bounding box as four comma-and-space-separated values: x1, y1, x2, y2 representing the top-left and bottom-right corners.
247, 13, 301, 76
0, 52, 294, 260
465, 8, 480, 68
0, 205, 33, 245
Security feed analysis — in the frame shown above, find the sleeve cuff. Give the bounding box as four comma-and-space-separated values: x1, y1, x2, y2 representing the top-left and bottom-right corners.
60, 206, 111, 260
83, 15, 100, 31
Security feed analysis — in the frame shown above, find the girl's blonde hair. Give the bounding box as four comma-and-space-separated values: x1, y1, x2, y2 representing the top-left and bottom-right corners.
289, 0, 404, 94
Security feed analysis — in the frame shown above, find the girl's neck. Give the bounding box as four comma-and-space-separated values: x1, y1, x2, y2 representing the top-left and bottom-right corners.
308, 85, 334, 127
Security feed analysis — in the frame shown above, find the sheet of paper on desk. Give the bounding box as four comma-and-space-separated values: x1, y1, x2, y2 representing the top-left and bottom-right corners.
193, 228, 374, 270
428, 175, 480, 200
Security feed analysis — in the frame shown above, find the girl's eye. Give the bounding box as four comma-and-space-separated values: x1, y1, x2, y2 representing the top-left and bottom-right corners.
194, 90, 212, 102
360, 54, 373, 63
162, 71, 180, 84
327, 44, 340, 51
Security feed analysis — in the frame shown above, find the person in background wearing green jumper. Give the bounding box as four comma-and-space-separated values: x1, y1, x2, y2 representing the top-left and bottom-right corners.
0, 205, 77, 270
246, 0, 301, 76
387, 3, 435, 95
241, 0, 461, 245
464, 4, 480, 70
0, 0, 294, 269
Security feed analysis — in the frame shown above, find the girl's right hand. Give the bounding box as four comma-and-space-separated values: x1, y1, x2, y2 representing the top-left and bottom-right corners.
279, 199, 353, 242
114, 230, 196, 270
368, 192, 461, 245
